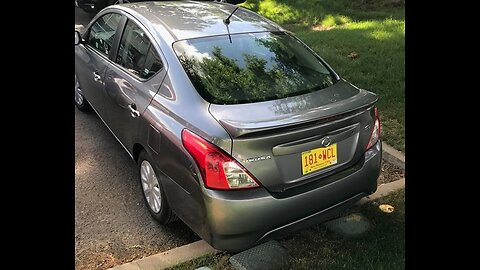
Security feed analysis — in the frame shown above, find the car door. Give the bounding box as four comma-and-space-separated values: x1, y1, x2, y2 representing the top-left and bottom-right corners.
75, 12, 123, 119
103, 18, 167, 152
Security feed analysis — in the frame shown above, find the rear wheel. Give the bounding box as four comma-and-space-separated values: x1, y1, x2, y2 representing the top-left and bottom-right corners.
138, 150, 177, 224
75, 74, 91, 112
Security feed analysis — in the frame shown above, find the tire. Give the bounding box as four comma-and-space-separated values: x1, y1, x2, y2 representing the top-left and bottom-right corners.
138, 150, 177, 224
74, 74, 92, 112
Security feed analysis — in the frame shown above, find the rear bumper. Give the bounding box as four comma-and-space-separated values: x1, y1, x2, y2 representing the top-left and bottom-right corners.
201, 140, 382, 252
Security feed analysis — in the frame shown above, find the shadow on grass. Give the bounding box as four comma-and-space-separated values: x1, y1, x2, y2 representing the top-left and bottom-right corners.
168, 190, 405, 270
280, 189, 405, 269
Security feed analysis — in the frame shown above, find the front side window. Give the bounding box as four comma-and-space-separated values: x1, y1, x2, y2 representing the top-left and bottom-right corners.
87, 13, 122, 57
116, 20, 162, 79
173, 32, 336, 104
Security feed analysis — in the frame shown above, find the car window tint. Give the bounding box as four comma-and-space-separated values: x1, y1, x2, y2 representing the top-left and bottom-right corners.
173, 32, 336, 104
116, 20, 153, 78
87, 13, 122, 57
140, 46, 163, 79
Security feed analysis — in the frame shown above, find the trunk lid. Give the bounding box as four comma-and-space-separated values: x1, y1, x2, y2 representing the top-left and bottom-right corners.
209, 80, 378, 193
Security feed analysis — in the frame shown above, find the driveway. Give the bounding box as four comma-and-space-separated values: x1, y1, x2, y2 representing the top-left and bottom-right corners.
75, 7, 199, 270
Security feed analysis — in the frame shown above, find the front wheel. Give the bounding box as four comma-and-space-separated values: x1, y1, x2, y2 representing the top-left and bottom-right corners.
138, 151, 177, 224
74, 74, 91, 112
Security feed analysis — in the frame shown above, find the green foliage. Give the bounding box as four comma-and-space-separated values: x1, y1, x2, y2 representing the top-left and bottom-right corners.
241, 0, 405, 26
321, 14, 352, 27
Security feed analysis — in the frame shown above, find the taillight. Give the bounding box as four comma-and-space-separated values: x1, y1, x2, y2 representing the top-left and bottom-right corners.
366, 106, 381, 150
181, 129, 260, 190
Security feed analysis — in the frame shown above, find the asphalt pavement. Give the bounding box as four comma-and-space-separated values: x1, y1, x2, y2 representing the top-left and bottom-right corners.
75, 7, 199, 270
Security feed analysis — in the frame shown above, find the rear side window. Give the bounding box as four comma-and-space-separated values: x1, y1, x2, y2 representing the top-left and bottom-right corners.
87, 13, 122, 57
141, 46, 163, 79
173, 32, 336, 104
116, 20, 163, 79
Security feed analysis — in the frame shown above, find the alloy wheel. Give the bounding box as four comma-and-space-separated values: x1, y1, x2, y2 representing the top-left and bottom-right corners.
140, 160, 162, 213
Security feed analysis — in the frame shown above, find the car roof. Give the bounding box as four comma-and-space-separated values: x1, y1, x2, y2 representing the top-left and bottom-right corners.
116, 1, 282, 41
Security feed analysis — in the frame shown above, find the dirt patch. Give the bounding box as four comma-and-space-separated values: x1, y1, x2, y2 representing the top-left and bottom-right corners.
378, 160, 404, 185
75, 240, 177, 270
311, 24, 335, 31
76, 251, 123, 270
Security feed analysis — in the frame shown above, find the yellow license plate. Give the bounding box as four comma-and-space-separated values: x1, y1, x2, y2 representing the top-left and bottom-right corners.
301, 144, 338, 175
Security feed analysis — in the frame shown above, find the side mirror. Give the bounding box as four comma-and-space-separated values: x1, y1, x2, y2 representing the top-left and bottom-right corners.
75, 30, 82, 45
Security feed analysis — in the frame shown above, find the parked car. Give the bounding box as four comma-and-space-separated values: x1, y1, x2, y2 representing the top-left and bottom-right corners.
74, 1, 382, 252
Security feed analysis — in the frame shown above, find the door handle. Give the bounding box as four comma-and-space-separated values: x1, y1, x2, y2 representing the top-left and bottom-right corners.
93, 71, 102, 82
128, 103, 140, 118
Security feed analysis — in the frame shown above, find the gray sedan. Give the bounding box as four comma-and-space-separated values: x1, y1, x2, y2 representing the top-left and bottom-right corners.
74, 1, 382, 252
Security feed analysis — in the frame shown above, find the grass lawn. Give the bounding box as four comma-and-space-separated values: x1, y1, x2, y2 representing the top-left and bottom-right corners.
241, 0, 405, 152
168, 188, 405, 270
281, 188, 405, 269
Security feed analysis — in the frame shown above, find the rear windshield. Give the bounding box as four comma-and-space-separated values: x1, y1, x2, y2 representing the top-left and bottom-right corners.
173, 32, 336, 104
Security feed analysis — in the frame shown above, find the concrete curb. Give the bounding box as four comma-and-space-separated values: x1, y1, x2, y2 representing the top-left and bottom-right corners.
108, 240, 216, 270
357, 177, 405, 205
382, 142, 405, 170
